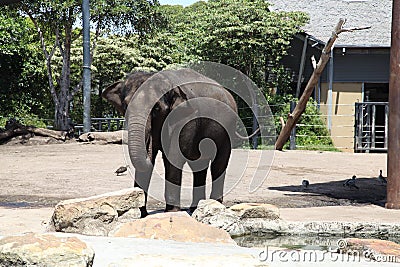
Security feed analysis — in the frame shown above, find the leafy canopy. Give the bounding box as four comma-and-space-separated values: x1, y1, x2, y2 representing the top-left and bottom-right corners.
160, 0, 309, 90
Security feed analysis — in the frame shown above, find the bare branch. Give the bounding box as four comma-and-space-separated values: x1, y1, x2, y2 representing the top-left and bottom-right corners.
90, 15, 103, 60
55, 27, 64, 56
70, 80, 83, 100
275, 18, 363, 150
338, 26, 372, 34
23, 7, 59, 107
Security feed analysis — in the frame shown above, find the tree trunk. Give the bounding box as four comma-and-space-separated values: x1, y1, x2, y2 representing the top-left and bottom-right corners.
78, 130, 123, 143
0, 119, 67, 142
54, 103, 70, 131
54, 24, 73, 131
275, 19, 346, 150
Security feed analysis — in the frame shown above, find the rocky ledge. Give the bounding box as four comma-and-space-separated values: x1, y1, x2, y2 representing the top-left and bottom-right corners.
192, 199, 400, 239
50, 188, 144, 236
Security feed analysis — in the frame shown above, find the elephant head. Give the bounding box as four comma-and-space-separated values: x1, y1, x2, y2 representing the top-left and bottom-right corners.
102, 71, 194, 173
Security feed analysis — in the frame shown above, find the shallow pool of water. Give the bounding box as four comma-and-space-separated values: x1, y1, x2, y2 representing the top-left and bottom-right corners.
234, 233, 400, 250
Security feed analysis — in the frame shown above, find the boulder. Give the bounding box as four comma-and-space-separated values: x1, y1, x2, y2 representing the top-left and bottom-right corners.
192, 199, 226, 221
192, 200, 281, 236
229, 203, 280, 220
0, 233, 94, 267
204, 212, 246, 237
342, 238, 400, 261
51, 188, 144, 236
109, 212, 236, 244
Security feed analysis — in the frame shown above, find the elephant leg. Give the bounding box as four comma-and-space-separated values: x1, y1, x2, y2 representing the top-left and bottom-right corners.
134, 149, 158, 218
134, 170, 152, 218
162, 154, 184, 212
189, 166, 208, 213
210, 150, 230, 203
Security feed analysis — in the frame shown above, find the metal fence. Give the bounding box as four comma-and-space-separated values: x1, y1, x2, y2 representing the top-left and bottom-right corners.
72, 103, 355, 151
354, 102, 388, 152
33, 101, 387, 152
74, 117, 125, 136
270, 102, 356, 151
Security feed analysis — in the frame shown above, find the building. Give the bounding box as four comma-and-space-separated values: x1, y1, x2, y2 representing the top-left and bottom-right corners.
268, 0, 392, 152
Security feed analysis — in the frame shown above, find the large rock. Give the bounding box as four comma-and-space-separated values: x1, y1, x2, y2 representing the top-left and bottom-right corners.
192, 200, 281, 236
51, 188, 144, 236
342, 238, 400, 261
229, 203, 280, 219
192, 199, 227, 221
109, 212, 236, 244
0, 233, 94, 267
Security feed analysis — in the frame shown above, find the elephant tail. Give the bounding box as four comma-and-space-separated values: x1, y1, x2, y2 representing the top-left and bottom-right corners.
235, 128, 260, 140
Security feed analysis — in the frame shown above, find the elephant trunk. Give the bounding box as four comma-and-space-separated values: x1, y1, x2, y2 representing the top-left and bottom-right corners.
128, 117, 153, 172
126, 78, 166, 173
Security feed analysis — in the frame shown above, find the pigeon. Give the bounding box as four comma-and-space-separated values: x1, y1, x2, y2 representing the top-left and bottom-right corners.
115, 165, 129, 176
343, 175, 359, 190
378, 170, 387, 185
302, 180, 310, 188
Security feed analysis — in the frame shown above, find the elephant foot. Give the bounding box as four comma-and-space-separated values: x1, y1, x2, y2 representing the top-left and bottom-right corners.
140, 206, 149, 218
165, 204, 181, 212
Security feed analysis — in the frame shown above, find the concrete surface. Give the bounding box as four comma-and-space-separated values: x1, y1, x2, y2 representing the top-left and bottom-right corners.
1, 142, 399, 266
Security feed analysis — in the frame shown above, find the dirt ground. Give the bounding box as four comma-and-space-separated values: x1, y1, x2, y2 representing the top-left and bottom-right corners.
1, 141, 399, 235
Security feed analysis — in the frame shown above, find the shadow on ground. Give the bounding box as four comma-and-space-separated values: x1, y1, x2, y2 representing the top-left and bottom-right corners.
0, 195, 65, 208
268, 177, 387, 208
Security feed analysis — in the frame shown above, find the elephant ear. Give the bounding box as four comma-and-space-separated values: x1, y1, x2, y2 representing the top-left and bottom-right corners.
165, 86, 197, 135
102, 81, 126, 115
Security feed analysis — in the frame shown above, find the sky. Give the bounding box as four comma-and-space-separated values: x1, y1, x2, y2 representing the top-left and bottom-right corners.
158, 0, 201, 6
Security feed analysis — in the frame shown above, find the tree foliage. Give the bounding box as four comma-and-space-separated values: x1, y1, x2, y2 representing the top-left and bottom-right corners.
67, 33, 176, 121
4, 0, 164, 130
0, 8, 50, 126
1, 0, 333, 150
160, 0, 309, 90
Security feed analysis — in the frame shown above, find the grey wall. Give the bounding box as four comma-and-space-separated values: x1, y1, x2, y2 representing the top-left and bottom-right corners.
332, 49, 390, 83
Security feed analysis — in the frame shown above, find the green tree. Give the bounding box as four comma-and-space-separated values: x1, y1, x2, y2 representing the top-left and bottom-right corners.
7, 0, 164, 130
0, 8, 50, 127
160, 0, 308, 90
66, 31, 177, 121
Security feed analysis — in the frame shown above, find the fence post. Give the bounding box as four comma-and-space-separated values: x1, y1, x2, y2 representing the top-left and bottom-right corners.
252, 103, 259, 149
82, 0, 91, 133
289, 101, 296, 150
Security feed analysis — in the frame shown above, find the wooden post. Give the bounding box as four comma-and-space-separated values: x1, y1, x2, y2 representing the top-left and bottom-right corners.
386, 0, 400, 209
289, 101, 296, 150
275, 19, 370, 150
275, 19, 345, 150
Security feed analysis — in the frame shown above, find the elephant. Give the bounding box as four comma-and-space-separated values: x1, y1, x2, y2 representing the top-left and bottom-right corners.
102, 68, 240, 217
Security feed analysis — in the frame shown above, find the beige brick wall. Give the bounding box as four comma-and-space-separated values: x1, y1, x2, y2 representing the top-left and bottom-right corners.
319, 83, 362, 152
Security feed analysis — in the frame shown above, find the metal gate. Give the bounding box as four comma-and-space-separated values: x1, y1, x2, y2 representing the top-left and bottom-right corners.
354, 102, 388, 152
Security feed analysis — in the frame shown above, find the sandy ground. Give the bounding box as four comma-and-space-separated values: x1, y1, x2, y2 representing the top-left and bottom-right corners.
1, 141, 400, 236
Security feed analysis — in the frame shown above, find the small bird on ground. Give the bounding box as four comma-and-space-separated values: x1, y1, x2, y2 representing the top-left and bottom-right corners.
302, 180, 310, 188
115, 165, 129, 176
343, 175, 359, 190
378, 170, 387, 185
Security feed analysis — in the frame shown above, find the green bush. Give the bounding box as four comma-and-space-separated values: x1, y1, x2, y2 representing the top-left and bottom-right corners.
0, 104, 47, 129
268, 95, 338, 151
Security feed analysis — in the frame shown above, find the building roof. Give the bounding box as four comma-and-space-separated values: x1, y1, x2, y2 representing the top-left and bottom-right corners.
267, 0, 392, 47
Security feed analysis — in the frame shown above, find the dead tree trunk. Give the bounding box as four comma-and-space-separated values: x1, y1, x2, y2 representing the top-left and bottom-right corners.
0, 119, 67, 143
275, 19, 370, 150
